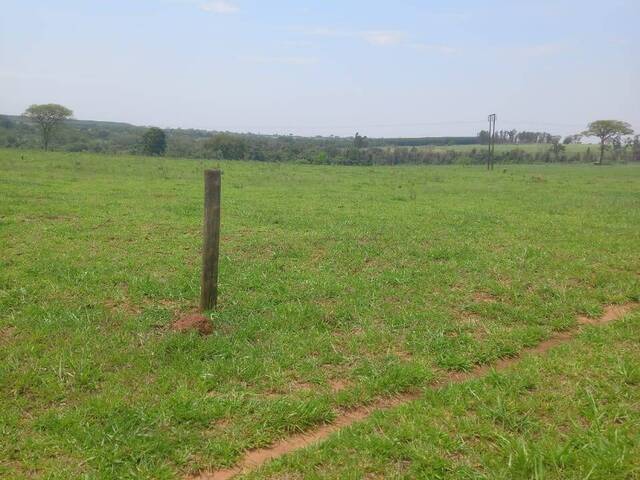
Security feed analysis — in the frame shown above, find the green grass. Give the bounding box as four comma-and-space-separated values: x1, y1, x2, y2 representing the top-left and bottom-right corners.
446, 143, 592, 153
1, 149, 638, 479
243, 312, 640, 479
401, 143, 594, 154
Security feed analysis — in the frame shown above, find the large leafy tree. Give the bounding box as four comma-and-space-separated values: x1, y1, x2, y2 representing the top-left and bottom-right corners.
142, 127, 167, 156
582, 120, 634, 164
23, 103, 73, 150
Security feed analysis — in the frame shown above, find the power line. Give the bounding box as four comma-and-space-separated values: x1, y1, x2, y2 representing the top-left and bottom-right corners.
210, 120, 488, 131
499, 120, 585, 128
206, 119, 588, 132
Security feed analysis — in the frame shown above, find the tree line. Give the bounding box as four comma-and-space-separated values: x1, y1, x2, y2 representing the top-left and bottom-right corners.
477, 129, 560, 145
306, 142, 640, 166
2, 104, 637, 166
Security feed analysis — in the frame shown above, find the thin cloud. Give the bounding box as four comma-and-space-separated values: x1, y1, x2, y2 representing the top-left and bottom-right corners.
294, 26, 457, 51
410, 43, 458, 54
200, 1, 239, 14
609, 37, 630, 46
293, 26, 404, 47
361, 31, 404, 46
515, 43, 566, 56
240, 56, 318, 65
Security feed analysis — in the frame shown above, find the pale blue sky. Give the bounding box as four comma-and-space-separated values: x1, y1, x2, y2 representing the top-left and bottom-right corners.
1, 0, 638, 137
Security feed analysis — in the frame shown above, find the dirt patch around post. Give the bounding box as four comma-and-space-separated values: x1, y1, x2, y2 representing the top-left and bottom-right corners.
189, 303, 638, 480
172, 313, 213, 336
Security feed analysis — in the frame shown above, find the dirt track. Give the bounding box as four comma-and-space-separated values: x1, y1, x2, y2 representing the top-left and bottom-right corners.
191, 303, 638, 480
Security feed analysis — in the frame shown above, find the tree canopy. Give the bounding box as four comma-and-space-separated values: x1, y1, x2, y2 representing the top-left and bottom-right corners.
3, 113, 638, 165
354, 132, 368, 148
142, 127, 167, 156
582, 120, 634, 164
23, 103, 73, 150
204, 133, 247, 160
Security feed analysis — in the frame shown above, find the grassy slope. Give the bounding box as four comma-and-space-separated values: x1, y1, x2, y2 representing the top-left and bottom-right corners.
244, 312, 640, 479
1, 149, 639, 479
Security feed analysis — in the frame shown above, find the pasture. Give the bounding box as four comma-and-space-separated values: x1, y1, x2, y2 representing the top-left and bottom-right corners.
432, 143, 593, 154
394, 143, 594, 154
1, 149, 639, 479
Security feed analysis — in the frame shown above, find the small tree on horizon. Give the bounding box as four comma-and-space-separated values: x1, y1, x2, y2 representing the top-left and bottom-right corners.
563, 134, 582, 145
142, 127, 167, 156
23, 103, 73, 151
582, 120, 634, 165
354, 132, 368, 148
550, 136, 565, 162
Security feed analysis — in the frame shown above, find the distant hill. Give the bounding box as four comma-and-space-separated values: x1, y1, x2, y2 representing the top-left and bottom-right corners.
0, 113, 479, 155
5, 113, 615, 166
4, 114, 137, 130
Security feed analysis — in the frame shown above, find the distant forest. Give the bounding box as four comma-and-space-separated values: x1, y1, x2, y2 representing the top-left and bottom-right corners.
1, 114, 638, 165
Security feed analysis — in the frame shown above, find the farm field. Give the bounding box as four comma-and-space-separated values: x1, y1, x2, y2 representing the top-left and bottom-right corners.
396, 143, 594, 154
243, 310, 640, 479
1, 149, 639, 479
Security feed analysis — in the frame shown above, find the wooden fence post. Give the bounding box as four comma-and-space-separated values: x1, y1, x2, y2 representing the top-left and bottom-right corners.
200, 169, 221, 311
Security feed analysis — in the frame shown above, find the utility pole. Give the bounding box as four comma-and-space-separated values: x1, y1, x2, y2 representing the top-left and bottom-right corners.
487, 114, 496, 170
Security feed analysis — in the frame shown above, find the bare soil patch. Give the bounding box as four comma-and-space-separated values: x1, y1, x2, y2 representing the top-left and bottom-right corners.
328, 379, 350, 393
473, 291, 497, 303
0, 326, 16, 343
577, 303, 635, 326
172, 313, 213, 336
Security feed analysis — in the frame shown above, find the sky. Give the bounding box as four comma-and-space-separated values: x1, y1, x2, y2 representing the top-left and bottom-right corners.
1, 0, 638, 138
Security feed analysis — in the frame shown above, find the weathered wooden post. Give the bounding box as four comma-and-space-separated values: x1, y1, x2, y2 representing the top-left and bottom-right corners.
200, 169, 221, 311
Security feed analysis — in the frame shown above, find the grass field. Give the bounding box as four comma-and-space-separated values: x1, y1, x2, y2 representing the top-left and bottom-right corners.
439, 143, 593, 153
1, 149, 639, 479
397, 143, 595, 154
243, 311, 640, 479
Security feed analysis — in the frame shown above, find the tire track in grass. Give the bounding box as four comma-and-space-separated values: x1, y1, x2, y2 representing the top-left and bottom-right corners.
190, 303, 638, 480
